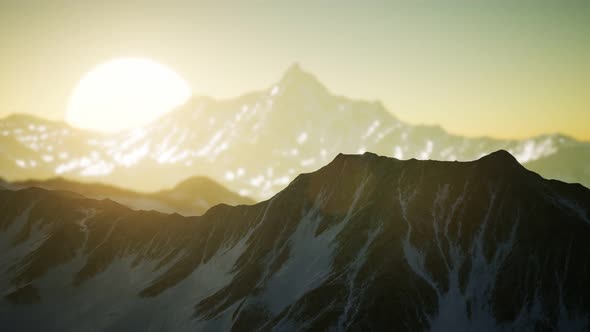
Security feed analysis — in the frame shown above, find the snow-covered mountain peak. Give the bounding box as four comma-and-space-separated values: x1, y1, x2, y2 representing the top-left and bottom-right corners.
274, 63, 328, 96
0, 66, 588, 200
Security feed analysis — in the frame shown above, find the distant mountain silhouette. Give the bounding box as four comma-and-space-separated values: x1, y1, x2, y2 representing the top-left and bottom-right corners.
1, 151, 589, 330
0, 65, 588, 200
0, 176, 253, 216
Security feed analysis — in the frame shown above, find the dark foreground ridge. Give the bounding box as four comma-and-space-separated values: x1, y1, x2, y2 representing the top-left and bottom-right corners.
0, 151, 589, 331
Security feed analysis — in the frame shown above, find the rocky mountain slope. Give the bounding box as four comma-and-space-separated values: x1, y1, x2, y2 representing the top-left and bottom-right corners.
0, 176, 253, 216
1, 65, 588, 200
1, 151, 589, 331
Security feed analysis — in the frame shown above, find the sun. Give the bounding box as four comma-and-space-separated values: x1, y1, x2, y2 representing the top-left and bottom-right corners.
66, 57, 191, 133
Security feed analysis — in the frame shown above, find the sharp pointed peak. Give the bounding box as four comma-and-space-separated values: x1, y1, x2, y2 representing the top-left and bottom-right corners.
283, 62, 314, 78
278, 63, 326, 90
285, 62, 303, 74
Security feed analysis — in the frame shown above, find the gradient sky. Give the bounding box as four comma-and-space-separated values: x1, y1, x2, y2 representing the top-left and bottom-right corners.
1, 0, 589, 140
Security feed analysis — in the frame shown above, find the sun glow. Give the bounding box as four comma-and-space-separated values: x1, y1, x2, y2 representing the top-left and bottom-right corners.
66, 58, 191, 133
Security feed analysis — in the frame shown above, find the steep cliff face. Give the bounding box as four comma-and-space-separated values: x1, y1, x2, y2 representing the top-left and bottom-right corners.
1, 151, 589, 331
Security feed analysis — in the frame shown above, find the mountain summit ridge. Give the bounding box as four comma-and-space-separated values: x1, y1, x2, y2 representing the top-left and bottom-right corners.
1, 150, 589, 330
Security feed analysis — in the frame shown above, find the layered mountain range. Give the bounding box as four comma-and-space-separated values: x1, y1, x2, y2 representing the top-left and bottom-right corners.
1, 64, 588, 201
0, 176, 252, 216
1, 151, 589, 331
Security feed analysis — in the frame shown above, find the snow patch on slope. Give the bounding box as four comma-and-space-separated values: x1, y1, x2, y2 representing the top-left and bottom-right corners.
262, 167, 373, 317
400, 183, 529, 331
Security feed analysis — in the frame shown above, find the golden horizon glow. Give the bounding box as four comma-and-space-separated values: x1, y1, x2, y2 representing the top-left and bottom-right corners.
1, 2, 589, 140
66, 58, 191, 133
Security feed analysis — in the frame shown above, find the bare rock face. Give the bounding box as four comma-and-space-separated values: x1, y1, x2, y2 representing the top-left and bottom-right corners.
1, 151, 589, 331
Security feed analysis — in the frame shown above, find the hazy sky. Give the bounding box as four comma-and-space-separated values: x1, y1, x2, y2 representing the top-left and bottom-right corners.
1, 0, 589, 140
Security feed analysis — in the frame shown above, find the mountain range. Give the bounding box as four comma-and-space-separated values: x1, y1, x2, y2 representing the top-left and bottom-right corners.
1, 64, 588, 202
1, 151, 589, 331
0, 176, 252, 216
